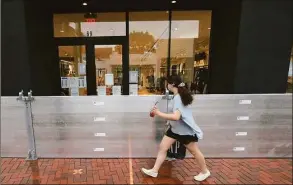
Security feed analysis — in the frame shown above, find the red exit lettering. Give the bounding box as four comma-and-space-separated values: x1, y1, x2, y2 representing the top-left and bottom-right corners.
85, 18, 96, 22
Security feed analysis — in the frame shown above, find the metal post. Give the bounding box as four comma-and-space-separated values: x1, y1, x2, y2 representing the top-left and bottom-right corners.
17, 90, 37, 160
162, 89, 170, 100
166, 89, 169, 108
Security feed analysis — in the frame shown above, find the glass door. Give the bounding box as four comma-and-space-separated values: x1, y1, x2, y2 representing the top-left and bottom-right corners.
94, 44, 123, 95
58, 45, 87, 96
56, 37, 127, 96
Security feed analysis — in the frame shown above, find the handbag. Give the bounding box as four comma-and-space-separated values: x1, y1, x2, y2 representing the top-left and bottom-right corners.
165, 123, 186, 160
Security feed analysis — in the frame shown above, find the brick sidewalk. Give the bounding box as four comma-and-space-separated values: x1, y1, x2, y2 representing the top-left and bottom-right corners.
1, 158, 292, 184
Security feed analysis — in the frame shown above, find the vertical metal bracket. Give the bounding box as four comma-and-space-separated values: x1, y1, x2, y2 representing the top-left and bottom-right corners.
162, 89, 173, 100
17, 90, 37, 160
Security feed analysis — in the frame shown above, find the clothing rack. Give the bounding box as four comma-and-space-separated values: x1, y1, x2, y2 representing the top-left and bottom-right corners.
191, 66, 209, 94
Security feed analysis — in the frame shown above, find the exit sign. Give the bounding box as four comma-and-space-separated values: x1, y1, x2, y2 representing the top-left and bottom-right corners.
85, 18, 96, 22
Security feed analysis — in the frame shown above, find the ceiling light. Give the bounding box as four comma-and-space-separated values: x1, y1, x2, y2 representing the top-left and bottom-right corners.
208, 28, 211, 30
60, 30, 64, 33
171, 0, 176, 3
82, 2, 87, 6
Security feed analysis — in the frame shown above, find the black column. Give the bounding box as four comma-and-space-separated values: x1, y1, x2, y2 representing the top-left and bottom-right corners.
123, 12, 130, 95
1, 0, 31, 95
208, 1, 242, 94
234, 0, 293, 93
85, 44, 97, 95
23, 0, 60, 96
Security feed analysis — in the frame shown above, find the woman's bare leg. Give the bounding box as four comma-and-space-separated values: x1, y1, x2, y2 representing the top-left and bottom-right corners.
185, 142, 208, 173
152, 135, 176, 172
141, 136, 175, 177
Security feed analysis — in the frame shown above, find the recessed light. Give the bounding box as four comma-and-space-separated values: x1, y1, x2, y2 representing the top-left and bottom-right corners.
171, 0, 176, 3
82, 2, 87, 6
60, 30, 64, 33
208, 27, 211, 30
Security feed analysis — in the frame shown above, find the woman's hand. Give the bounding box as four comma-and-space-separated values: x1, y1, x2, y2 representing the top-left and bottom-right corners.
152, 106, 160, 115
152, 106, 181, 121
151, 106, 180, 121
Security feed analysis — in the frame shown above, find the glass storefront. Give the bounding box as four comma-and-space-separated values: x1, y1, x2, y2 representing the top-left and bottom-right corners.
53, 11, 212, 96
171, 11, 211, 94
59, 45, 87, 96
129, 12, 170, 95
95, 45, 123, 95
287, 47, 292, 93
54, 13, 126, 37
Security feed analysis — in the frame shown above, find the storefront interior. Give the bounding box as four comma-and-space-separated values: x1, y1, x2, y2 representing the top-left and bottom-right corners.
3, 0, 292, 96
55, 11, 212, 96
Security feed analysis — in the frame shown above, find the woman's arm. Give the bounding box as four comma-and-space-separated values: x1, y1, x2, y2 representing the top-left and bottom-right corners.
154, 109, 181, 121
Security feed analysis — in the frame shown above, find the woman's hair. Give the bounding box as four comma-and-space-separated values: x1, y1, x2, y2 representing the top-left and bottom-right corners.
167, 75, 193, 106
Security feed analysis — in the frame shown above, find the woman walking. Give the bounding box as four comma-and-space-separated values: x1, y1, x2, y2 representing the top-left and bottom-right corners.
142, 75, 210, 182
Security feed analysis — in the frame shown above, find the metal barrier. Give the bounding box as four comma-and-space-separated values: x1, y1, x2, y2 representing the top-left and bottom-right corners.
1, 93, 292, 159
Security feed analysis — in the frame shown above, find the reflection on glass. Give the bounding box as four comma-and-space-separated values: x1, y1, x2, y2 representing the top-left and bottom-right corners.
95, 45, 123, 95
59, 46, 87, 96
129, 12, 169, 95
170, 11, 211, 94
287, 48, 292, 93
54, 13, 126, 37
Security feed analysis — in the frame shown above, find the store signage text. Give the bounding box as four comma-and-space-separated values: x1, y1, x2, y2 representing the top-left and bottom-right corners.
85, 18, 96, 22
